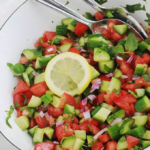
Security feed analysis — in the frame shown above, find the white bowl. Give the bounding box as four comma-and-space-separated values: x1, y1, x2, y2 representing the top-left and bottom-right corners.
0, 0, 149, 149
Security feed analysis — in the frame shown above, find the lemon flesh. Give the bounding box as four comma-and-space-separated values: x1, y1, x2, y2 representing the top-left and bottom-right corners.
45, 52, 91, 96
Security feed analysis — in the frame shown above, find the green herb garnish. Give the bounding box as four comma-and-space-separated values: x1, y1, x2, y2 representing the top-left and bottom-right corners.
143, 74, 150, 82
65, 123, 68, 131
104, 64, 113, 73
145, 13, 150, 25
65, 1, 69, 5
14, 101, 20, 108
95, 0, 107, 5
135, 83, 142, 88
5, 105, 14, 128
23, 95, 28, 105
113, 89, 120, 95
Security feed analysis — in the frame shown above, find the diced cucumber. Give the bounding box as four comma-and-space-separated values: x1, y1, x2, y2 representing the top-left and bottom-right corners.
135, 89, 145, 98
146, 67, 150, 76
113, 24, 128, 35
23, 49, 42, 60
56, 116, 64, 123
75, 109, 80, 116
28, 125, 38, 137
146, 86, 150, 96
116, 136, 128, 150
46, 90, 54, 96
67, 20, 77, 32
34, 112, 40, 119
107, 109, 125, 124
91, 106, 101, 116
114, 69, 123, 78
28, 95, 42, 108
52, 35, 66, 45
51, 95, 61, 108
43, 127, 54, 140
22, 72, 30, 86
101, 103, 118, 113
75, 130, 86, 140
56, 25, 67, 36
87, 135, 95, 147
135, 96, 150, 112
94, 48, 110, 62
93, 107, 111, 123
142, 140, 150, 148
61, 136, 76, 148
35, 57, 41, 69
59, 43, 72, 53
79, 36, 86, 47
61, 18, 73, 26
63, 104, 75, 115
73, 138, 84, 149
41, 93, 52, 105
120, 118, 135, 134
106, 10, 114, 18
21, 106, 35, 118
142, 130, 150, 140
33, 128, 44, 143
133, 116, 148, 127
134, 64, 148, 76
79, 118, 86, 124
138, 41, 149, 51
108, 124, 120, 140
107, 77, 122, 94
69, 31, 75, 39
127, 126, 146, 138
39, 55, 56, 66
25, 66, 35, 79
85, 12, 93, 20
98, 60, 115, 74
90, 65, 100, 80
34, 72, 45, 84
15, 116, 29, 131
99, 80, 110, 93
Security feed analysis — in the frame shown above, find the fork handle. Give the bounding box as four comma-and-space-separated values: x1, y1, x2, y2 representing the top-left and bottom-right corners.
34, 0, 91, 27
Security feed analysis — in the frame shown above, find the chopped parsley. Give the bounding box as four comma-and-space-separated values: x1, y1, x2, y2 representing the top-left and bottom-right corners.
135, 83, 142, 88
145, 13, 150, 25
5, 105, 14, 128
95, 0, 107, 5
23, 95, 28, 105
14, 101, 20, 108
104, 64, 113, 73
65, 123, 68, 131
65, 1, 69, 5
143, 74, 150, 82
124, 3, 146, 13
113, 89, 120, 95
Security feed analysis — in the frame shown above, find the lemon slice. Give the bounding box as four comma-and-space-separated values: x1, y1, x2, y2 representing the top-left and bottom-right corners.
45, 52, 92, 96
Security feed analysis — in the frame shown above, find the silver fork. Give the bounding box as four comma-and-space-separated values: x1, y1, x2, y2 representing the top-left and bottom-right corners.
83, 0, 148, 39
34, 0, 146, 40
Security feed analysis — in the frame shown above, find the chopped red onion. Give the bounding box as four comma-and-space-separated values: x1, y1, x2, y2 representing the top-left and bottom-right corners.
83, 111, 91, 119
127, 55, 133, 64
116, 56, 123, 60
86, 58, 90, 63
106, 73, 114, 78
93, 127, 108, 139
57, 50, 62, 54
73, 43, 79, 46
121, 75, 128, 79
56, 120, 63, 127
53, 141, 59, 145
47, 47, 54, 52
132, 75, 140, 80
82, 98, 87, 106
32, 71, 39, 76
88, 94, 96, 101
80, 108, 85, 113
110, 118, 122, 126
39, 111, 45, 118
90, 79, 101, 93
80, 47, 87, 53
134, 112, 145, 116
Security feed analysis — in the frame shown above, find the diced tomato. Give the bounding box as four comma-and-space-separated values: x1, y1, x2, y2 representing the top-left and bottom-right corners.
106, 141, 117, 150
92, 141, 104, 150
29, 117, 37, 129
126, 135, 140, 149
145, 125, 150, 130
63, 114, 78, 124
99, 123, 107, 130
128, 103, 136, 116
35, 116, 49, 128
13, 80, 30, 95
44, 31, 56, 41
116, 57, 126, 66
59, 93, 76, 108
120, 78, 126, 85
99, 75, 111, 82
34, 37, 50, 48
94, 92, 106, 104
89, 119, 99, 127
13, 93, 25, 109
125, 50, 135, 57
47, 115, 56, 127
132, 55, 145, 69
107, 19, 121, 33
30, 82, 47, 97
71, 123, 80, 130
90, 124, 100, 135
48, 106, 63, 118
122, 83, 136, 92
135, 77, 150, 88
79, 120, 90, 133
61, 38, 73, 45
43, 45, 57, 56
73, 116, 79, 124
32, 60, 36, 68
56, 124, 74, 141
94, 11, 103, 20
98, 133, 110, 143
19, 56, 29, 65
75, 101, 92, 110
74, 22, 88, 36
89, 52, 97, 66
68, 47, 80, 54
111, 30, 126, 41
16, 109, 22, 118
34, 142, 55, 150
142, 53, 150, 65
99, 28, 112, 39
